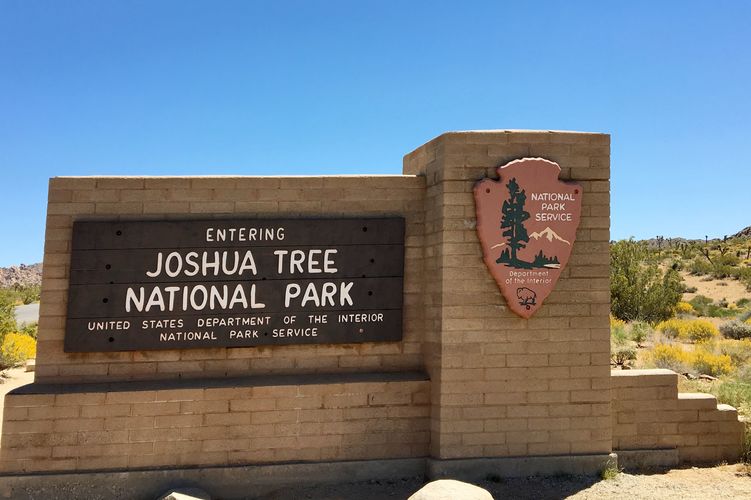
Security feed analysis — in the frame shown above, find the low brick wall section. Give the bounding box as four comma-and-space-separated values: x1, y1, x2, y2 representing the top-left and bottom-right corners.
611, 369, 744, 463
0, 372, 430, 474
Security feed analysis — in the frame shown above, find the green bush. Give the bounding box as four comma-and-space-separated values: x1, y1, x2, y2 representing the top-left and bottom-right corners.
689, 257, 713, 276
714, 380, 751, 415
20, 322, 37, 339
610, 239, 683, 323
0, 293, 17, 338
610, 323, 636, 367
720, 320, 751, 340
629, 321, 651, 346
17, 285, 40, 305
689, 294, 737, 318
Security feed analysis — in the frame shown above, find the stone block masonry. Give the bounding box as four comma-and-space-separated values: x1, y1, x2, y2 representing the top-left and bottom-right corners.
402, 131, 612, 460
1, 372, 429, 473
0, 131, 744, 489
612, 369, 744, 466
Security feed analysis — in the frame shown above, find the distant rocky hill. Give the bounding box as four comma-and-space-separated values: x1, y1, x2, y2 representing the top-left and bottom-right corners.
0, 263, 43, 288
640, 225, 750, 247
731, 226, 751, 239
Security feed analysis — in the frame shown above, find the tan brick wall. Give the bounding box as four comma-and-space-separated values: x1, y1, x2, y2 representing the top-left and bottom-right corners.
404, 131, 612, 459
612, 369, 743, 463
36, 176, 425, 383
3, 129, 629, 475
0, 375, 429, 473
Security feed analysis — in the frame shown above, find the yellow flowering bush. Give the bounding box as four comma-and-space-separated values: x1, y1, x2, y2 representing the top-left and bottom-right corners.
610, 315, 626, 329
656, 319, 684, 338
647, 342, 734, 377
716, 339, 751, 366
0, 333, 36, 368
656, 318, 719, 343
683, 319, 720, 343
675, 301, 695, 315
691, 349, 733, 377
649, 344, 691, 372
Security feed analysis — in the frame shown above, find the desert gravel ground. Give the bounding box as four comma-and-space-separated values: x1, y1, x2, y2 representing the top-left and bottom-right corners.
254, 465, 751, 499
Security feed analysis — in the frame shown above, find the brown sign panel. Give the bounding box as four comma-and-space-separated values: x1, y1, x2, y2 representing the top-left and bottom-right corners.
64, 218, 404, 352
474, 158, 582, 318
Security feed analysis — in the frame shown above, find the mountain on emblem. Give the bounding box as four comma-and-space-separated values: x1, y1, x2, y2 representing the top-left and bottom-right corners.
529, 227, 571, 245
473, 158, 583, 318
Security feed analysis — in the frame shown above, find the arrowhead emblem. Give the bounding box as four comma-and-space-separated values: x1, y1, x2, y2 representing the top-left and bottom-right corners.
473, 158, 583, 318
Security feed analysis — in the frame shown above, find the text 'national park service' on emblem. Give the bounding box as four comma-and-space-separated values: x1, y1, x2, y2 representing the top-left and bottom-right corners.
473, 158, 583, 318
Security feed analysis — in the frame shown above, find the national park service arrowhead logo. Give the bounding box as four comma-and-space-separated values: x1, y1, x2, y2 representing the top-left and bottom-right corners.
474, 158, 582, 318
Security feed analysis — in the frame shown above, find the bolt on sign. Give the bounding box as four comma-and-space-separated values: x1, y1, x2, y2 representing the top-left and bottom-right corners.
64, 218, 404, 352
474, 158, 582, 318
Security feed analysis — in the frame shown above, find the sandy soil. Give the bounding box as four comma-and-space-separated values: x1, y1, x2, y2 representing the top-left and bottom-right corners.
252, 465, 751, 499
681, 271, 750, 305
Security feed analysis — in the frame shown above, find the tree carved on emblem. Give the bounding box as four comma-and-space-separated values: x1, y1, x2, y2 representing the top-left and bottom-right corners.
496, 177, 532, 269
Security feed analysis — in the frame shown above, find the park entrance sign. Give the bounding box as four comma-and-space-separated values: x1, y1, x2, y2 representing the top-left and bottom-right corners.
64, 217, 404, 351
2, 130, 740, 496
474, 158, 582, 318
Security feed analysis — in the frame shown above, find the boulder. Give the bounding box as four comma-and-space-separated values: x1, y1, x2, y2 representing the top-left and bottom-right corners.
157, 488, 211, 500
408, 479, 493, 500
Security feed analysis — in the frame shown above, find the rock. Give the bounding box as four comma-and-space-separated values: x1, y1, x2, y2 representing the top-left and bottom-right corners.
157, 488, 211, 500
408, 479, 493, 500
683, 372, 697, 380
730, 226, 751, 239
0, 262, 42, 288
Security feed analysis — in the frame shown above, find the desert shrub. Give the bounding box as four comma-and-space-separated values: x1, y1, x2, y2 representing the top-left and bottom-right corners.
720, 320, 751, 340
629, 321, 651, 346
683, 319, 720, 342
17, 284, 40, 305
0, 333, 36, 369
20, 322, 38, 339
689, 294, 736, 318
706, 305, 737, 318
691, 349, 733, 377
689, 257, 712, 276
675, 301, 695, 315
717, 339, 751, 366
656, 318, 719, 343
737, 298, 750, 307
649, 344, 691, 372
611, 322, 628, 343
0, 294, 17, 337
611, 344, 637, 366
690, 294, 713, 307
610, 315, 626, 329
656, 319, 684, 338
611, 322, 636, 366
610, 239, 683, 323
713, 381, 751, 415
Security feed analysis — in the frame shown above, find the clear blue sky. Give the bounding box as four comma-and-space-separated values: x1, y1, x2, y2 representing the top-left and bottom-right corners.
1, 1, 749, 267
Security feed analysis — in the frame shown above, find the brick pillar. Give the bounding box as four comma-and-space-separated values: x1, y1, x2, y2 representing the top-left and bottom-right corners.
404, 130, 612, 470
